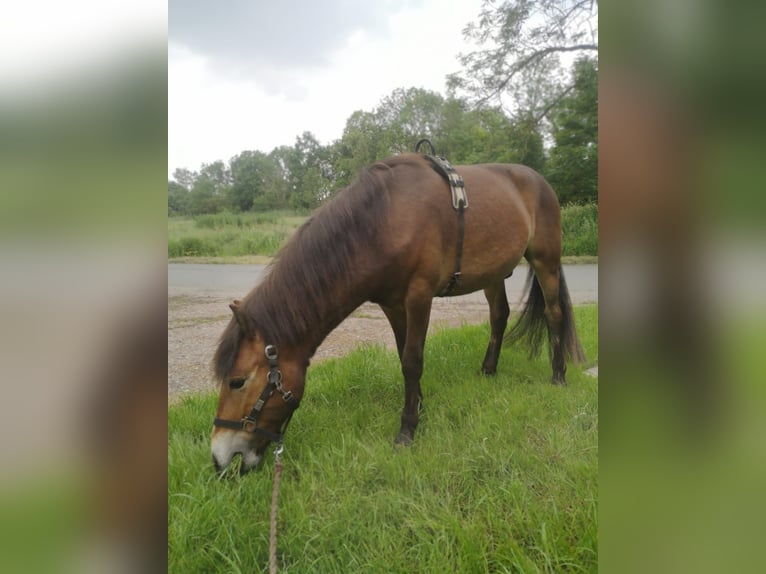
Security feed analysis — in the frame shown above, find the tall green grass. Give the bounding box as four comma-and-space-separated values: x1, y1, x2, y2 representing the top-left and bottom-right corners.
169, 306, 598, 573
561, 203, 598, 257
193, 211, 285, 229
168, 204, 598, 260
168, 211, 306, 258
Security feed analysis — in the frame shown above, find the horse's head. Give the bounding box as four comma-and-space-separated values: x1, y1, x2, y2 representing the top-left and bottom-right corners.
211, 300, 304, 475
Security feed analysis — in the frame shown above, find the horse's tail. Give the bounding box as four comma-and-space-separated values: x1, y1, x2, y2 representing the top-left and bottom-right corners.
504, 266, 586, 364
558, 268, 587, 364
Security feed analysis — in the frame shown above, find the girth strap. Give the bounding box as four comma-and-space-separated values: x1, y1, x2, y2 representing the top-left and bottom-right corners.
420, 152, 468, 297
439, 198, 465, 297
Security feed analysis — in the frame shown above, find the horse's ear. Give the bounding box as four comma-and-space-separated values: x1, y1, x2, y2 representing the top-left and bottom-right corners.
229, 300, 253, 338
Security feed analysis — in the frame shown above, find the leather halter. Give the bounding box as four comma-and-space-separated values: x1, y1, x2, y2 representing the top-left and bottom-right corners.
213, 345, 300, 443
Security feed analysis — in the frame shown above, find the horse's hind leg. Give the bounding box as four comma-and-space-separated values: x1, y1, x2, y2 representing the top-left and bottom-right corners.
529, 258, 568, 385
481, 281, 510, 375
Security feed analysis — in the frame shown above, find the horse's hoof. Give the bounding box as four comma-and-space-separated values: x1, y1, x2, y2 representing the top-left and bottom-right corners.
481, 367, 497, 376
552, 378, 567, 386
394, 433, 413, 447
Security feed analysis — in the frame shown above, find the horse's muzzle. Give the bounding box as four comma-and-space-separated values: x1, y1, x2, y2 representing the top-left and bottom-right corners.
211, 431, 264, 476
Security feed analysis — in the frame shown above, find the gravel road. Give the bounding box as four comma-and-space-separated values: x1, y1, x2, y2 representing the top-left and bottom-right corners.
168, 263, 597, 400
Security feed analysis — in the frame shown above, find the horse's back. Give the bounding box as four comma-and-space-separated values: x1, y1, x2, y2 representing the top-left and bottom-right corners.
462, 161, 562, 253
377, 155, 560, 298
461, 162, 559, 221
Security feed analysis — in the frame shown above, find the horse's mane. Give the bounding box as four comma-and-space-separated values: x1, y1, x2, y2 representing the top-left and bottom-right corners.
213, 158, 411, 381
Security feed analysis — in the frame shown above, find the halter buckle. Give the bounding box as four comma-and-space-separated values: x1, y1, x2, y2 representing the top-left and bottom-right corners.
267, 369, 283, 385
265, 345, 278, 361
241, 417, 257, 433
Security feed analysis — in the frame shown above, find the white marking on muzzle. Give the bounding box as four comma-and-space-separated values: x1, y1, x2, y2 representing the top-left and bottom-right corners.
211, 431, 263, 472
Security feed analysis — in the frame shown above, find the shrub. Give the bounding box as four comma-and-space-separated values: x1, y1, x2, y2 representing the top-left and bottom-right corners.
561, 202, 598, 257
167, 236, 219, 257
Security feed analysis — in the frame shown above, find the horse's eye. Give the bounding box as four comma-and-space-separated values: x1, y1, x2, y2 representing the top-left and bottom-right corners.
228, 378, 246, 390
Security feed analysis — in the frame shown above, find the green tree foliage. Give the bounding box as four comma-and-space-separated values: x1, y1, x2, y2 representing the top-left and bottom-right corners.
445, 0, 598, 202
448, 0, 598, 122
378, 88, 445, 153
332, 110, 388, 188
187, 160, 230, 214
331, 88, 546, 187
172, 167, 196, 190
269, 132, 334, 210
442, 106, 545, 171
167, 86, 555, 215
171, 68, 596, 215
543, 57, 598, 204
167, 180, 189, 215
509, 115, 546, 171
228, 150, 284, 211
287, 132, 334, 209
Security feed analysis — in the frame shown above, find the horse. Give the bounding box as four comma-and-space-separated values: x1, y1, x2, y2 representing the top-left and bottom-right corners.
210, 152, 586, 474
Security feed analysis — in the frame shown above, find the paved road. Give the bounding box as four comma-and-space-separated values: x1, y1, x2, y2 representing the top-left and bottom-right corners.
168, 263, 597, 304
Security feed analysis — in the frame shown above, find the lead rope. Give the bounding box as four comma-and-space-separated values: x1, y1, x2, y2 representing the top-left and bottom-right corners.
269, 442, 284, 574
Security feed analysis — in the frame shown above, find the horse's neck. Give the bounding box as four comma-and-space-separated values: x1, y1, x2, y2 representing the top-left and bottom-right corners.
302, 282, 371, 358
265, 245, 384, 362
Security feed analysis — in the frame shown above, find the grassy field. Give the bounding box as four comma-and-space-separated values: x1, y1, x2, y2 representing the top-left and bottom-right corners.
169, 305, 598, 573
168, 203, 598, 261
168, 211, 307, 259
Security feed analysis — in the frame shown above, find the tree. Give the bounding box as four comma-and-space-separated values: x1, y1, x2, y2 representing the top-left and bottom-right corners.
228, 150, 284, 211
331, 87, 547, 188
332, 110, 386, 188
437, 101, 545, 170
270, 145, 300, 205
187, 160, 230, 214
168, 180, 189, 215
508, 114, 545, 171
171, 167, 196, 190
448, 0, 598, 125
269, 133, 333, 210
376, 88, 446, 153
544, 57, 598, 204
289, 132, 334, 209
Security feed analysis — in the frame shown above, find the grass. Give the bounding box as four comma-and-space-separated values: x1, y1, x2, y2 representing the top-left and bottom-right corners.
168, 204, 598, 261
169, 305, 598, 573
561, 203, 598, 257
168, 211, 307, 259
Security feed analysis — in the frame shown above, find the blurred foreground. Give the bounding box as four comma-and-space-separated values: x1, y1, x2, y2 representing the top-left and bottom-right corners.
0, 5, 167, 573
601, 0, 766, 572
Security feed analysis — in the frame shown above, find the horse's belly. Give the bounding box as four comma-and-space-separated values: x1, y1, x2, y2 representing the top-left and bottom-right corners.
445, 253, 523, 296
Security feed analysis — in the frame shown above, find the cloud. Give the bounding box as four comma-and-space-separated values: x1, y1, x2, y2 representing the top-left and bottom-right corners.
169, 0, 420, 72
168, 0, 485, 174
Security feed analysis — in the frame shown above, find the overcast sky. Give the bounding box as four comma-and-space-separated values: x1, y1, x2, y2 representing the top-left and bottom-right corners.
168, 0, 485, 178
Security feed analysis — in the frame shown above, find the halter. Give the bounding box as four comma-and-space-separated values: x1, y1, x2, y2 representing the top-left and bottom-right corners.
213, 345, 300, 443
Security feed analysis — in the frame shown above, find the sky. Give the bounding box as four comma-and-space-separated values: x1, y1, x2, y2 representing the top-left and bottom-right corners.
168, 0, 485, 178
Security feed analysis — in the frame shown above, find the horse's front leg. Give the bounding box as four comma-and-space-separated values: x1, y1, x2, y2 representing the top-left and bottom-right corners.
395, 285, 433, 446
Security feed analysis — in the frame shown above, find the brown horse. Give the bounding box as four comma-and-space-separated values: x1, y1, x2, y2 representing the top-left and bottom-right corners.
211, 153, 585, 474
